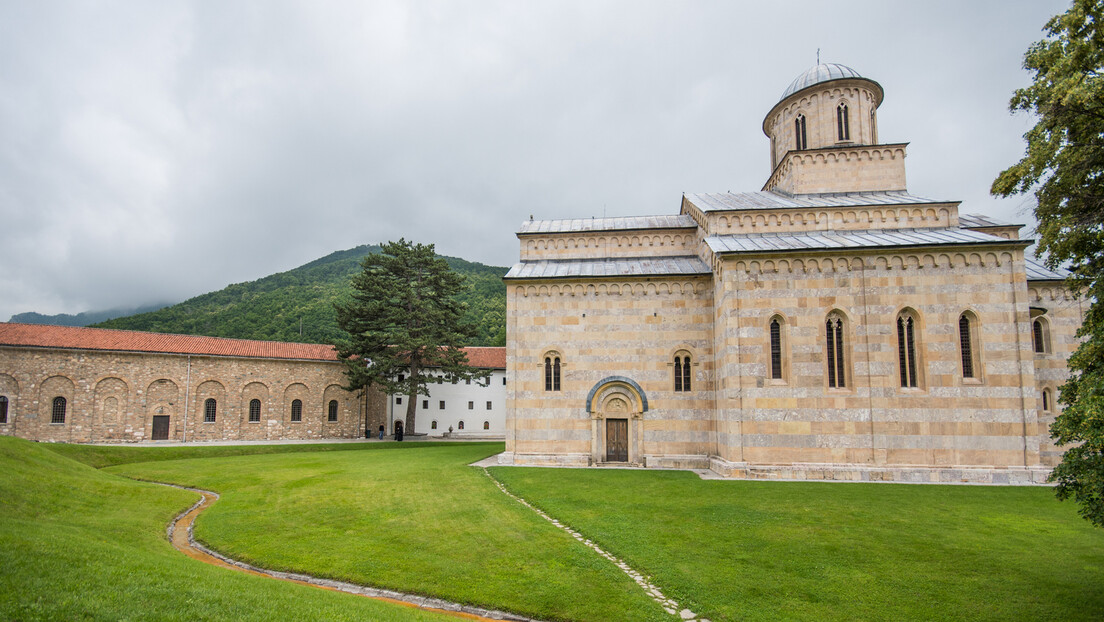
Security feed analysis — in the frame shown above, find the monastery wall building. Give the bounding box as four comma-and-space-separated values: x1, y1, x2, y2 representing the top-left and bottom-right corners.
0, 322, 505, 443
502, 64, 1084, 483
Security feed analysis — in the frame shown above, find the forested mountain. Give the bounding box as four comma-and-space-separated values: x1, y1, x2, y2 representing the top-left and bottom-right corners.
9, 302, 171, 327
93, 245, 508, 346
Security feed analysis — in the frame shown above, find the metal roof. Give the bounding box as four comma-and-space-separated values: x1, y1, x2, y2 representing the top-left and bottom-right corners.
1025, 257, 1071, 281
780, 63, 869, 100
705, 227, 1021, 254
958, 213, 1017, 228
504, 256, 710, 280
517, 215, 696, 235
684, 190, 944, 212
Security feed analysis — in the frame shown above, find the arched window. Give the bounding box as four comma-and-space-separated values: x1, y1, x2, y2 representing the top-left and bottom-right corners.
673, 353, 692, 392
795, 114, 807, 150
1033, 318, 1050, 353
897, 311, 920, 388
248, 399, 261, 423
545, 355, 561, 392
204, 398, 217, 423
327, 400, 338, 422
1042, 388, 1053, 412
825, 313, 847, 388
458, 420, 465, 430
51, 396, 67, 424
0, 395, 8, 424
769, 316, 784, 380
431, 420, 438, 430
291, 399, 302, 422
959, 313, 979, 379
483, 420, 490, 430
837, 102, 850, 140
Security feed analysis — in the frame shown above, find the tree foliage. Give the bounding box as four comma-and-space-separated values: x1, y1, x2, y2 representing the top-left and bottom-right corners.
334, 239, 490, 434
992, 0, 1104, 526
92, 244, 508, 347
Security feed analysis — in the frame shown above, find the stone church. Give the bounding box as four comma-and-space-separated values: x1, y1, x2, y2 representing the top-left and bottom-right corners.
501, 64, 1083, 483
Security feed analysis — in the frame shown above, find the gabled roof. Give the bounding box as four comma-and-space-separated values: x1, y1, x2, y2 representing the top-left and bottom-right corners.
1025, 257, 1071, 281
0, 323, 506, 368
504, 256, 711, 280
517, 215, 695, 235
705, 227, 1024, 254
958, 213, 1019, 228
684, 190, 946, 212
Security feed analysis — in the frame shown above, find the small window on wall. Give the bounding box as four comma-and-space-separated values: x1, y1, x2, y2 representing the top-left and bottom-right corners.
422, 400, 429, 409
291, 399, 302, 422
468, 401, 474, 410
825, 313, 847, 389
674, 354, 691, 392
327, 400, 338, 422
837, 102, 850, 141
431, 420, 438, 430
396, 397, 402, 405
52, 396, 67, 424
486, 401, 492, 410
1042, 388, 1053, 412
545, 355, 561, 391
1033, 318, 1050, 354
896, 311, 920, 388
0, 395, 8, 424
959, 312, 980, 379
458, 420, 465, 430
769, 316, 785, 380
502, 376, 506, 386
203, 398, 216, 423
795, 114, 808, 150
439, 400, 445, 410
249, 399, 261, 423
483, 421, 489, 430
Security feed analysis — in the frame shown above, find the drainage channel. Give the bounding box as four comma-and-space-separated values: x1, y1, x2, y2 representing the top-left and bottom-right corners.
480, 468, 707, 622
163, 483, 541, 622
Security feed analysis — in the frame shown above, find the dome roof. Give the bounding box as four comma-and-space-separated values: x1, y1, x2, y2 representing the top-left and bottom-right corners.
780, 63, 867, 101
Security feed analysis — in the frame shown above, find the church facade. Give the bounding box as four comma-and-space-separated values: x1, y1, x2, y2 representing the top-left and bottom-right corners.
502, 64, 1083, 483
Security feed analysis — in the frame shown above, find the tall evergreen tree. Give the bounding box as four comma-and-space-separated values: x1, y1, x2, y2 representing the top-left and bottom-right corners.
334, 239, 489, 434
992, 0, 1104, 526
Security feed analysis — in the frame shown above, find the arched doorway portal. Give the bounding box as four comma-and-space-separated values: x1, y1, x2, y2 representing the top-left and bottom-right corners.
585, 376, 648, 465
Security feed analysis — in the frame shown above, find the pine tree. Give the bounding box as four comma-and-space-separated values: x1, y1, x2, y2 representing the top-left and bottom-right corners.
334, 239, 488, 434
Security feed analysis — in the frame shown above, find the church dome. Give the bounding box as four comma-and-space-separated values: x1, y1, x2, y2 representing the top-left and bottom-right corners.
780, 63, 868, 101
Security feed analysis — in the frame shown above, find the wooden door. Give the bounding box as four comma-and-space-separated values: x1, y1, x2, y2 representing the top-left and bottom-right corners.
605, 418, 628, 462
152, 415, 170, 440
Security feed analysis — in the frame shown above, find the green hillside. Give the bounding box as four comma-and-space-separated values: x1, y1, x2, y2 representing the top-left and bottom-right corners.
94, 245, 508, 346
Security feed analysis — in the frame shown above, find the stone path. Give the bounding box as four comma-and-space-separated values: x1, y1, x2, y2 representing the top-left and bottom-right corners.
480, 468, 708, 622
161, 482, 541, 621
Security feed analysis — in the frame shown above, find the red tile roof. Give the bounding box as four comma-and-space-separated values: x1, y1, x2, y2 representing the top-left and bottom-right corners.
0, 323, 506, 368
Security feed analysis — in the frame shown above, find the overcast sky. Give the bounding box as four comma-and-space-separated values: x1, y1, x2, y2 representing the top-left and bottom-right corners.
0, 0, 1069, 321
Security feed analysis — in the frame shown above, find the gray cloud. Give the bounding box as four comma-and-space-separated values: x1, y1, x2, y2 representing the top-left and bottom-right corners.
0, 0, 1065, 321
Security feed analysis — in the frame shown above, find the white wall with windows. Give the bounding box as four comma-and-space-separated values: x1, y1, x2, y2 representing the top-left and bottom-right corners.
387, 369, 506, 438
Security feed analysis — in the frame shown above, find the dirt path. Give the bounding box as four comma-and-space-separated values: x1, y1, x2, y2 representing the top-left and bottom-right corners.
164, 484, 540, 622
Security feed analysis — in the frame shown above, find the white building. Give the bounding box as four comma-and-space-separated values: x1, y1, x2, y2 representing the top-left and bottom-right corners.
386, 347, 506, 438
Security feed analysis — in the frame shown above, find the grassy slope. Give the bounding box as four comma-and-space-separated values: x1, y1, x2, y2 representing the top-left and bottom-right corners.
489, 467, 1104, 622
0, 436, 451, 621
91, 245, 508, 346
104, 444, 668, 622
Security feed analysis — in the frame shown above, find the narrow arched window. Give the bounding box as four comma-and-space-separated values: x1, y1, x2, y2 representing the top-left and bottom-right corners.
1042, 388, 1052, 412
458, 420, 465, 430
870, 109, 878, 143
248, 399, 261, 423
897, 312, 919, 388
674, 354, 691, 392
545, 355, 561, 391
327, 400, 338, 422
51, 396, 67, 424
959, 314, 975, 378
203, 398, 216, 423
769, 317, 783, 380
483, 420, 490, 430
291, 399, 302, 422
674, 356, 683, 392
0, 395, 8, 424
837, 102, 850, 140
825, 314, 846, 388
1032, 318, 1049, 353
795, 114, 807, 150
431, 420, 437, 430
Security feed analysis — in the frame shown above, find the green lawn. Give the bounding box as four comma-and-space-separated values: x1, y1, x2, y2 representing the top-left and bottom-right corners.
102, 443, 669, 622
489, 467, 1104, 622
0, 435, 453, 621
